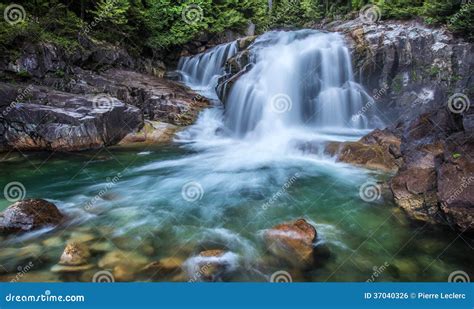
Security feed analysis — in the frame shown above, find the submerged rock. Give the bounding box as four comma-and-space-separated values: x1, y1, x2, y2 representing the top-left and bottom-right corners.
264, 219, 317, 267
98, 250, 149, 270
59, 243, 91, 266
0, 199, 63, 234
141, 257, 184, 278
184, 250, 239, 282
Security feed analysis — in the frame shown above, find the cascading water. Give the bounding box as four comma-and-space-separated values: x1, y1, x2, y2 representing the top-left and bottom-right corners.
178, 42, 238, 98
224, 30, 376, 137
178, 30, 380, 152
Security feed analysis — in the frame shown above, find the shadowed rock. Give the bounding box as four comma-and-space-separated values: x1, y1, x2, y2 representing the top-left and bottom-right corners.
0, 199, 63, 234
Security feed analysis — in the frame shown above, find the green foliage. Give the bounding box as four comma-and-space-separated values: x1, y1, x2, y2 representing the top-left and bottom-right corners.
447, 1, 474, 41
0, 0, 472, 62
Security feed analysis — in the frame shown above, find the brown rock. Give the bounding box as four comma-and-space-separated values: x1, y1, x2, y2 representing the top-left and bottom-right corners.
0, 199, 63, 234
264, 219, 317, 267
59, 243, 91, 266
325, 129, 402, 172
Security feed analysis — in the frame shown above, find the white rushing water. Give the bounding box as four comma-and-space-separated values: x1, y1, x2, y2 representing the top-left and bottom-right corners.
177, 30, 380, 158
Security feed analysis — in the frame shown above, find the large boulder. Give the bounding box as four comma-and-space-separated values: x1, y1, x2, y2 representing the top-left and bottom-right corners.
325, 129, 402, 172
184, 249, 239, 282
0, 199, 63, 234
389, 108, 473, 232
264, 219, 317, 267
0, 83, 143, 152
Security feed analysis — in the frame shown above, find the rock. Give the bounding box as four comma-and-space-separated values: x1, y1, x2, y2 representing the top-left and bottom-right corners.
68, 231, 96, 244
120, 121, 179, 145
141, 257, 184, 278
264, 219, 317, 267
90, 241, 114, 253
0, 199, 63, 234
437, 154, 474, 231
98, 250, 149, 271
184, 250, 239, 282
113, 264, 135, 282
325, 20, 473, 125
59, 243, 91, 266
388, 108, 473, 232
325, 129, 402, 172
42, 236, 64, 248
0, 83, 143, 152
51, 264, 94, 273
391, 168, 442, 223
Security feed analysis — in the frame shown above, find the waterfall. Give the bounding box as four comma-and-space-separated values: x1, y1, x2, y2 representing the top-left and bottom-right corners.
178, 42, 238, 97
224, 30, 376, 137
177, 30, 380, 149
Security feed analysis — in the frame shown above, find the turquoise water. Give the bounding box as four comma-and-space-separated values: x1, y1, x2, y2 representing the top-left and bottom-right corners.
0, 143, 472, 282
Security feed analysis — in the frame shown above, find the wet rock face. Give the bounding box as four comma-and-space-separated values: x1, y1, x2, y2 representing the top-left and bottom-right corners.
0, 199, 63, 234
0, 83, 143, 152
326, 129, 402, 172
264, 219, 317, 267
325, 20, 473, 125
389, 108, 473, 232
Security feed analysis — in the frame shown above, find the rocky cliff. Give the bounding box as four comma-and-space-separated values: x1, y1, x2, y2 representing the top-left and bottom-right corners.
0, 36, 209, 152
